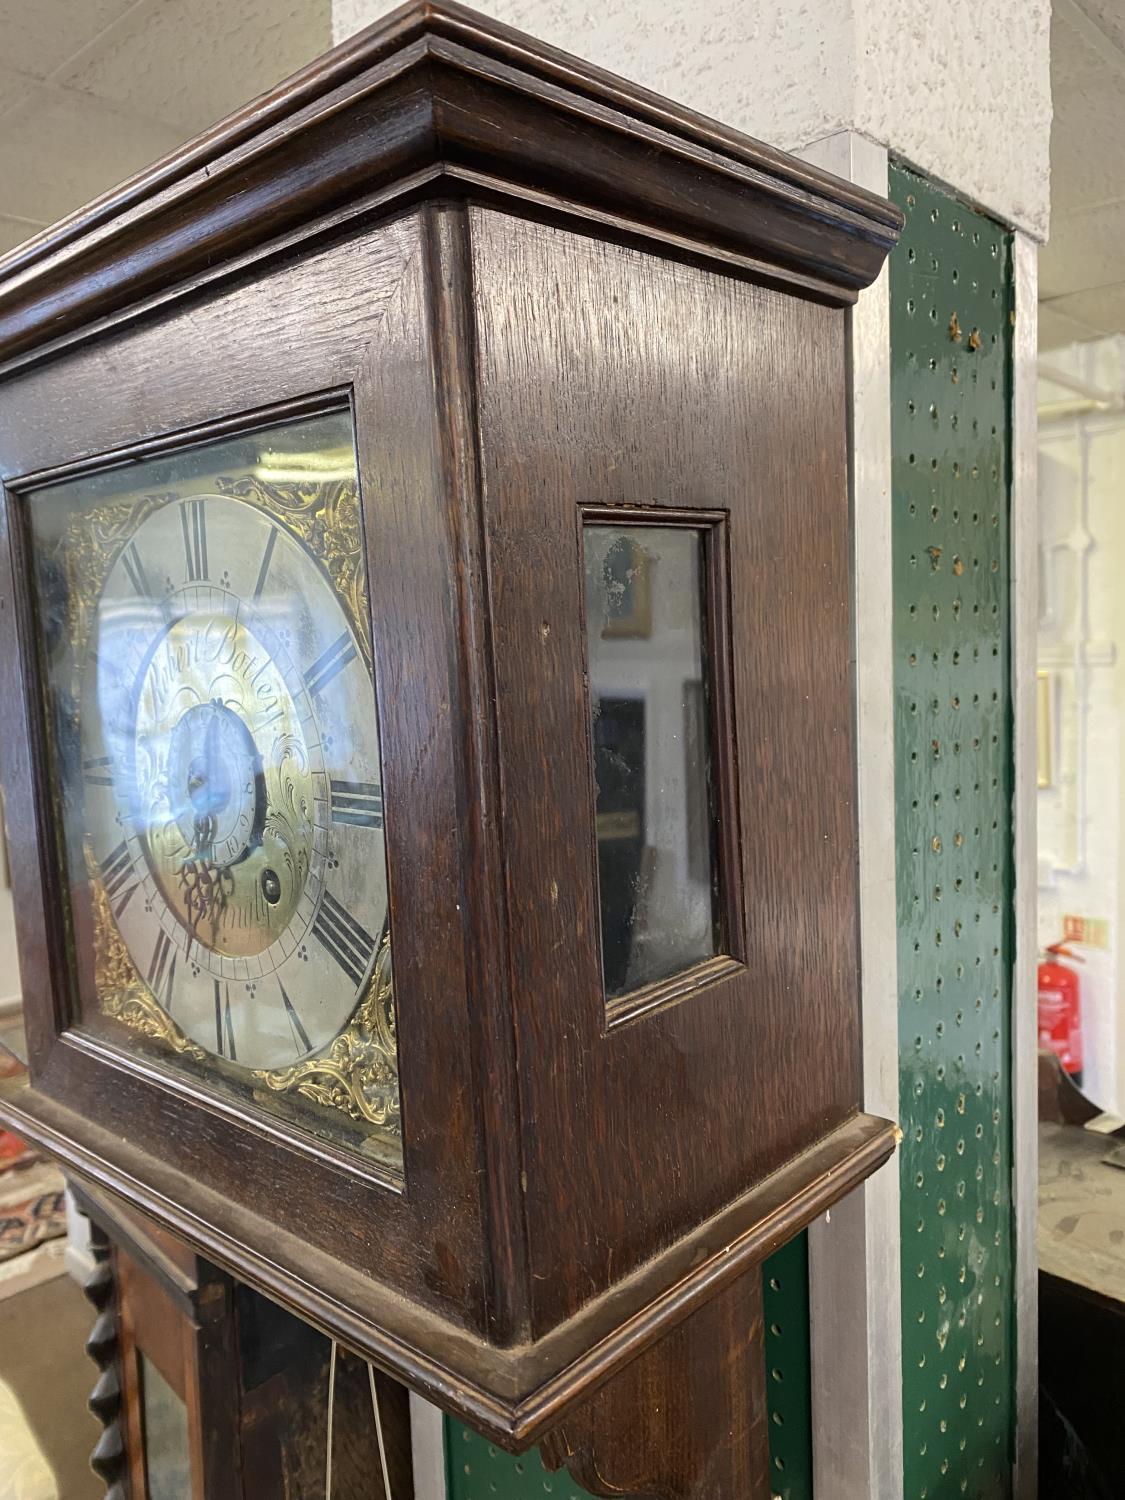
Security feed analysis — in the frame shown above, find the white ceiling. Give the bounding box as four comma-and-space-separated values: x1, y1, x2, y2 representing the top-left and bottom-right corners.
0, 0, 1121, 353
0, 0, 331, 256
1040, 0, 1125, 349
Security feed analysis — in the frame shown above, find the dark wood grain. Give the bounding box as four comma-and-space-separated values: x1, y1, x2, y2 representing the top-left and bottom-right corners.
0, 193, 899, 1463
469, 208, 865, 1332
541, 1274, 770, 1500
418, 201, 530, 1347
112, 1236, 244, 1500
0, 214, 495, 1330
13, 1087, 893, 1448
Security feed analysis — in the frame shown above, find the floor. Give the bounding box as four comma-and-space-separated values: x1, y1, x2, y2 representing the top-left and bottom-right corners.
0, 1249, 101, 1500
0, 1008, 101, 1499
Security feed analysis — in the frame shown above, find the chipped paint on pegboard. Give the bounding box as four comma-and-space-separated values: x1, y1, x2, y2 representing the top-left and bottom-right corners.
890, 160, 1015, 1499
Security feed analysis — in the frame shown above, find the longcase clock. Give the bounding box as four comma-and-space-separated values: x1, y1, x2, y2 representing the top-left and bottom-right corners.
0, 4, 903, 1495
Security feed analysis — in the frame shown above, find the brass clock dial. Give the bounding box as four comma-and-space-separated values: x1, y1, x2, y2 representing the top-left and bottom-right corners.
30, 411, 399, 1144
82, 492, 385, 1070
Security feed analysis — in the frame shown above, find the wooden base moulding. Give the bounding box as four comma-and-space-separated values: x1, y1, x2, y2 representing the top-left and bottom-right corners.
0, 1081, 893, 1450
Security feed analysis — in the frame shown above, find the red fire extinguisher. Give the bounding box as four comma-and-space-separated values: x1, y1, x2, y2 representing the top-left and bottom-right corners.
1038, 941, 1084, 1084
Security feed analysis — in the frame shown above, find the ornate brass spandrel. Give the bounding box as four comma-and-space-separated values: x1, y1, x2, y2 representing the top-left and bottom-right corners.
86, 851, 206, 1062
216, 474, 372, 675
253, 930, 400, 1132
60, 471, 370, 678
62, 492, 173, 665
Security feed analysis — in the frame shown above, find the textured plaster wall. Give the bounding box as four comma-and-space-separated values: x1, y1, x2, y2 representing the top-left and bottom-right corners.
333, 0, 1051, 237
853, 0, 1050, 240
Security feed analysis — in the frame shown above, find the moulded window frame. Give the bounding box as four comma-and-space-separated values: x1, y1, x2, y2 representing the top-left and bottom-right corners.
577, 503, 746, 1030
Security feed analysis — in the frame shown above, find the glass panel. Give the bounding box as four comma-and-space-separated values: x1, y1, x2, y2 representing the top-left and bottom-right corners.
584, 525, 720, 998
140, 1354, 191, 1500
26, 411, 400, 1168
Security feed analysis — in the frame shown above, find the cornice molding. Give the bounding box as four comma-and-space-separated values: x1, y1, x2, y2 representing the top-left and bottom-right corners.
0, 0, 902, 370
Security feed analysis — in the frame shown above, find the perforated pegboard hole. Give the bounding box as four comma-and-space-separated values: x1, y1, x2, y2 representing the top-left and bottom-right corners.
449, 1427, 587, 1500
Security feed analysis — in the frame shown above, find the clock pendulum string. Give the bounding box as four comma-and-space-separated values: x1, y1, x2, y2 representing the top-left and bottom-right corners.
325, 1342, 338, 1499
369, 1359, 395, 1500
323, 1340, 396, 1500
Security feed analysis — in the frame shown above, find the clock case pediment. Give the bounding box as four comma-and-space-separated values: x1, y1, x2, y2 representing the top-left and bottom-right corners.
0, 0, 901, 1467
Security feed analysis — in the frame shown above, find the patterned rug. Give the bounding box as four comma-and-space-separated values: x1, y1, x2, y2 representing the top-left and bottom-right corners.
0, 1162, 67, 1267
0, 1131, 35, 1173
0, 1029, 36, 1178
0, 1032, 67, 1268
0, 1018, 36, 1172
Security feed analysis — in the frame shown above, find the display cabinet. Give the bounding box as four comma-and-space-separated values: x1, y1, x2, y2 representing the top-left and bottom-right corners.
0, 3, 902, 1494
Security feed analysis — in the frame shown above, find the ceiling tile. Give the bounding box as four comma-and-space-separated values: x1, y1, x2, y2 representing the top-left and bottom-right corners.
0, 62, 35, 119
0, 213, 45, 258
0, 88, 187, 225
1072, 0, 1125, 56
59, 0, 331, 137
0, 0, 140, 81
1041, 200, 1125, 300
1050, 7, 1125, 218
1038, 301, 1102, 351
1043, 282, 1125, 340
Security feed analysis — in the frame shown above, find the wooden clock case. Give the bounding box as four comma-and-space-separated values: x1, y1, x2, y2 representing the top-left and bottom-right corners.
0, 3, 901, 1493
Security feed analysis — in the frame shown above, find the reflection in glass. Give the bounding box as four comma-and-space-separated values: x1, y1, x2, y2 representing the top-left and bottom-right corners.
140, 1354, 191, 1500
584, 525, 720, 998
26, 412, 399, 1164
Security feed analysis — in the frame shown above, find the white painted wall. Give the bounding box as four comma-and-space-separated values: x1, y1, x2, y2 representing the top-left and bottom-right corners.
332, 0, 1052, 239
1038, 336, 1125, 1112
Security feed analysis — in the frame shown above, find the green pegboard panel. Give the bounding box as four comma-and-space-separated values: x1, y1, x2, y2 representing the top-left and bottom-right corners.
445, 1242, 813, 1500
763, 1233, 813, 1499
446, 1431, 580, 1500
890, 162, 1014, 1499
